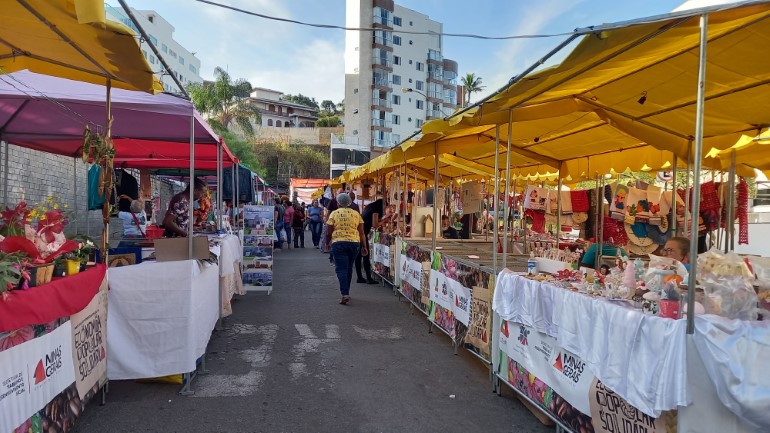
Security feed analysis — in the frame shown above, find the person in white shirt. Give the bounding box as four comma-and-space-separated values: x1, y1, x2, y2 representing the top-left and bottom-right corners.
118, 200, 148, 238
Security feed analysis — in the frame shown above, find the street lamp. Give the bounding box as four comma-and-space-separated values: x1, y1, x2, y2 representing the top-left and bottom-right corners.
401, 88, 451, 118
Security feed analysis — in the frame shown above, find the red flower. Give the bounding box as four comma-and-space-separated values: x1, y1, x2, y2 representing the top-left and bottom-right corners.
0, 236, 79, 263
37, 210, 66, 243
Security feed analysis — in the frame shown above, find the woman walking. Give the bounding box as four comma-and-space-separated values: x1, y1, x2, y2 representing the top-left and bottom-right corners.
292, 203, 306, 248
306, 199, 324, 248
325, 193, 367, 305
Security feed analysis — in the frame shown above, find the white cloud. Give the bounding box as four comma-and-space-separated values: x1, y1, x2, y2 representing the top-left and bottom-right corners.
246, 39, 346, 102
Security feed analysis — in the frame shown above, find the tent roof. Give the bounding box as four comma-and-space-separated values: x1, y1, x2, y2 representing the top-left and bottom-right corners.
0, 0, 160, 93
0, 71, 217, 154
342, 1, 770, 184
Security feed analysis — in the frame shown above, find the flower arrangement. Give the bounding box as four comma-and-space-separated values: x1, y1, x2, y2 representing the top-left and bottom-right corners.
0, 251, 30, 294
0, 198, 79, 290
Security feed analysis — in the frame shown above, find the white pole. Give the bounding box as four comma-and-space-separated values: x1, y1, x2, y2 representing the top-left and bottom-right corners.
502, 110, 512, 270
492, 126, 500, 276
671, 154, 678, 235
687, 13, 709, 336
556, 162, 563, 237
684, 142, 692, 237
217, 140, 223, 230
188, 111, 195, 259
431, 142, 439, 251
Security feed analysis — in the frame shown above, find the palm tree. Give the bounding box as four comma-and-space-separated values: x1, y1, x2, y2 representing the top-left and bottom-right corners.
187, 67, 261, 135
461, 73, 485, 107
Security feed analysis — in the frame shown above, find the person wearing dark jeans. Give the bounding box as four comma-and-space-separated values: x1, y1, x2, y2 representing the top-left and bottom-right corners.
306, 199, 324, 247
326, 193, 367, 305
292, 204, 305, 248
357, 198, 383, 284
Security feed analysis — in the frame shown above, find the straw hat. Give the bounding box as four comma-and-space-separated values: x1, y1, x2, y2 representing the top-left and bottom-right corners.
624, 222, 654, 247
572, 212, 588, 224
626, 240, 659, 256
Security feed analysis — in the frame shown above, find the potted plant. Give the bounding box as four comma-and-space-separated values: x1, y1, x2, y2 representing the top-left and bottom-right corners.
68, 235, 95, 271
0, 251, 30, 295
0, 197, 79, 287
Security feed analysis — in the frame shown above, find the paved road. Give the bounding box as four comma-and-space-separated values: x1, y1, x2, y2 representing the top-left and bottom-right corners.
74, 232, 550, 433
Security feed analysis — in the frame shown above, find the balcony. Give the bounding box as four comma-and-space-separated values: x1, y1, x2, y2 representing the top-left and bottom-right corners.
372, 97, 392, 108
428, 50, 443, 62
372, 138, 388, 147
372, 56, 393, 68
373, 35, 391, 47
371, 118, 392, 128
372, 77, 391, 88
444, 77, 457, 86
372, 15, 392, 27
427, 109, 444, 118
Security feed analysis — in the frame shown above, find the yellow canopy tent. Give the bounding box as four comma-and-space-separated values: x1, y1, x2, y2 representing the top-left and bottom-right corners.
418, 3, 770, 176
0, 0, 160, 92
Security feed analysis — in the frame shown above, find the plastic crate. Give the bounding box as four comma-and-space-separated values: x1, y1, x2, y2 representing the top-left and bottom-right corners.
145, 226, 164, 239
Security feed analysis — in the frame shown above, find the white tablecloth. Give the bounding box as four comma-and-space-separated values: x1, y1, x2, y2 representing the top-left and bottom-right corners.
212, 234, 242, 278
107, 259, 219, 380
493, 270, 689, 417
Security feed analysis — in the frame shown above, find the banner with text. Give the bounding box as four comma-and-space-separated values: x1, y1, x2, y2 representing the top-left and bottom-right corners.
69, 286, 107, 399
428, 269, 471, 326
0, 322, 75, 432
499, 321, 593, 416
400, 256, 423, 290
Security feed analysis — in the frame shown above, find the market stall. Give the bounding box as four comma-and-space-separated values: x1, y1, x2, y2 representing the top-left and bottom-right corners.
0, 2, 157, 431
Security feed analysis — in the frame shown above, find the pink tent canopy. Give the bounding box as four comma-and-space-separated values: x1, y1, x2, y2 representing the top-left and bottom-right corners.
0, 70, 234, 168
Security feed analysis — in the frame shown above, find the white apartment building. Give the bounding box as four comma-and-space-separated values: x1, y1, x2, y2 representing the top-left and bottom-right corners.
337, 0, 459, 178
105, 4, 203, 94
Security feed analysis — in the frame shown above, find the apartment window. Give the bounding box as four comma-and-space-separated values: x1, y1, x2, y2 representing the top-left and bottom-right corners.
409, 59, 413, 64
161, 43, 168, 53
409, 21, 413, 26
392, 114, 400, 125
416, 62, 424, 71
179, 75, 184, 82
189, 64, 197, 73
416, 100, 424, 109
268, 119, 273, 126
416, 119, 424, 128
408, 78, 412, 83
149, 55, 156, 65
148, 34, 158, 46
353, 88, 359, 94
392, 75, 401, 85
393, 16, 402, 26
170, 49, 177, 59
142, 50, 148, 58
416, 81, 424, 91
179, 56, 185, 65
393, 35, 402, 45
392, 95, 401, 105
276, 120, 282, 127
409, 40, 413, 45
393, 56, 401, 65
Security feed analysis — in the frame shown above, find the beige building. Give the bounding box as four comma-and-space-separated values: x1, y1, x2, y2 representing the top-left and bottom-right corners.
249, 88, 319, 128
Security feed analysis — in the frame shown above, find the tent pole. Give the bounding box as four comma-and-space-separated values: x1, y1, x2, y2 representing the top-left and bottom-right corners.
502, 110, 512, 270
594, 175, 601, 267
217, 140, 223, 230
492, 125, 500, 276
235, 164, 240, 221
687, 13, 709, 336
188, 111, 194, 259
403, 153, 408, 236
684, 142, 692, 237
431, 142, 439, 251
726, 150, 737, 252
557, 163, 563, 238
2, 141, 8, 206
671, 154, 678, 235
102, 79, 112, 258
231, 161, 236, 225
73, 158, 78, 235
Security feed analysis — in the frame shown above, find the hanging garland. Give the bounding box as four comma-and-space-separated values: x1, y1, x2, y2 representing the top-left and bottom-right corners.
82, 123, 116, 253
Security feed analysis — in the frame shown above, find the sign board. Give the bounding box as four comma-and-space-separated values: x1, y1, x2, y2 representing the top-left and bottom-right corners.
242, 205, 274, 294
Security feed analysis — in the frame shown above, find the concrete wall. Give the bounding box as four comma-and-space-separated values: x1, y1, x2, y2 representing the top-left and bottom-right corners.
0, 143, 182, 242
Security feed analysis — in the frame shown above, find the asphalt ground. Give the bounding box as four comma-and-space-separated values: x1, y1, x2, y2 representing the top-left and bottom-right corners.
73, 231, 550, 433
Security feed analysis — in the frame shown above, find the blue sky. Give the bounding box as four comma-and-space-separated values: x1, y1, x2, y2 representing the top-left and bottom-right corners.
120, 0, 695, 102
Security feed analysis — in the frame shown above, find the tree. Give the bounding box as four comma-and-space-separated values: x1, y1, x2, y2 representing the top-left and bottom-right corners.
282, 94, 319, 110
461, 72, 485, 106
187, 67, 261, 135
257, 140, 330, 188
210, 125, 263, 175
317, 115, 342, 127
320, 100, 337, 115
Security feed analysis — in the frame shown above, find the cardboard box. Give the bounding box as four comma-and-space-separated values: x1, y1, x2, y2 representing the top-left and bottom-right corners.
153, 237, 210, 262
